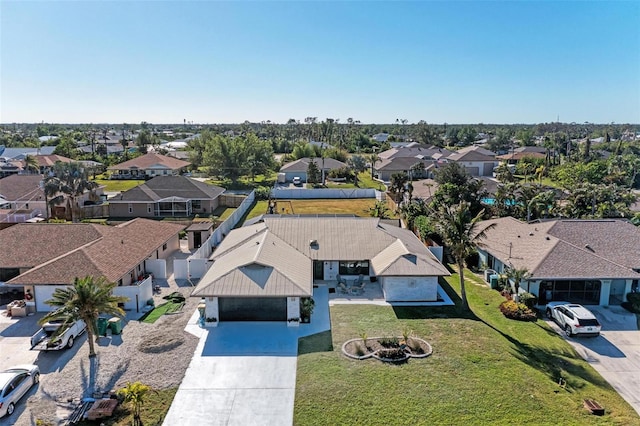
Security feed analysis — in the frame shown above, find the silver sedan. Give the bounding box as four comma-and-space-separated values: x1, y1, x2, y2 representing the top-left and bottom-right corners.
0, 364, 40, 417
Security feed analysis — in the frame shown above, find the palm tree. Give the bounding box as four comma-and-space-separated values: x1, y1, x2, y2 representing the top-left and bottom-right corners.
24, 155, 39, 174
42, 177, 61, 219
505, 265, 530, 295
368, 153, 379, 179
117, 381, 154, 426
39, 276, 128, 358
433, 202, 494, 311
49, 162, 98, 222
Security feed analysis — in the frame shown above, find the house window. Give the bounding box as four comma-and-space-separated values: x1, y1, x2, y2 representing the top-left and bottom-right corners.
147, 204, 152, 214
339, 261, 369, 276
192, 200, 202, 209
163, 243, 167, 251
25, 203, 29, 209
128, 204, 133, 213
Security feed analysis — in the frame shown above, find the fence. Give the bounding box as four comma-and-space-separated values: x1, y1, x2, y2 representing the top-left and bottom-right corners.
174, 190, 256, 279
270, 188, 384, 200
219, 194, 247, 208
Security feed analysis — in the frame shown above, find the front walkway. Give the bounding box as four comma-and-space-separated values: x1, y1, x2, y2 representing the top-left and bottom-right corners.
164, 287, 330, 426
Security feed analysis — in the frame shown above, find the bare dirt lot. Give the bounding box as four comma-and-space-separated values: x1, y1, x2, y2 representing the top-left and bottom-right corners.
0, 283, 199, 425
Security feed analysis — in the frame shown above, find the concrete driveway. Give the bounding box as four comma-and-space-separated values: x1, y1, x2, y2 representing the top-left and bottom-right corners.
164, 286, 331, 426
163, 322, 299, 426
546, 305, 640, 415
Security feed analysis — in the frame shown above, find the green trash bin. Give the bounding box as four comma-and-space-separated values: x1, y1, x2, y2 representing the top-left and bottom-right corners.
97, 317, 109, 336
108, 317, 123, 335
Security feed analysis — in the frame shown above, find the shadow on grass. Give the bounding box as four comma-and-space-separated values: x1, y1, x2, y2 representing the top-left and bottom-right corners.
477, 315, 612, 392
392, 278, 476, 320
298, 330, 334, 355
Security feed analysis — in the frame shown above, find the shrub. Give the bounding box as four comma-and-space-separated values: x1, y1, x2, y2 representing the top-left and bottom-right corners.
628, 292, 640, 310
379, 336, 400, 348
377, 347, 407, 360
499, 300, 537, 321
254, 186, 271, 200
519, 292, 538, 309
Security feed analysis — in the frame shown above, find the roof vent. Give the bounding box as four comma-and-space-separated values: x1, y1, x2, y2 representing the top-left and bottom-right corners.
309, 239, 318, 246
529, 232, 534, 236
546, 236, 550, 240
585, 244, 594, 252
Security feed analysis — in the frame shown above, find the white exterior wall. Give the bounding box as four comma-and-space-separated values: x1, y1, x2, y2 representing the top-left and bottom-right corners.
34, 285, 69, 312
287, 297, 300, 327
145, 259, 167, 279
599, 280, 611, 306
113, 275, 153, 312
381, 276, 439, 302
460, 161, 498, 176
205, 297, 219, 321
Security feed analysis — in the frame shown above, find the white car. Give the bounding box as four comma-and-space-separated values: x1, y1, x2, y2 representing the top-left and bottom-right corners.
292, 177, 303, 187
0, 365, 40, 417
545, 301, 601, 337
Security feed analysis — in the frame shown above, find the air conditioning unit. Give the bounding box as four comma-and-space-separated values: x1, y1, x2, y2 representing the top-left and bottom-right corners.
484, 269, 496, 282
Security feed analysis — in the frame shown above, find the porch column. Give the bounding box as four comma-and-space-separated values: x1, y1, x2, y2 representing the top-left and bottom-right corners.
599, 280, 611, 306
205, 297, 219, 323
287, 297, 300, 327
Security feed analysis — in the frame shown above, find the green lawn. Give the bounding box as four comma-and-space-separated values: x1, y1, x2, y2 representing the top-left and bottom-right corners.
211, 206, 236, 221
139, 301, 184, 324
243, 198, 383, 223
294, 270, 639, 425
92, 178, 143, 192
325, 172, 385, 190
207, 173, 277, 190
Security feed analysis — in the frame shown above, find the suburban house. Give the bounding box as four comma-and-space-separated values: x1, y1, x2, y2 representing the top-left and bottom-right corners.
447, 146, 499, 176
30, 154, 74, 175
279, 157, 348, 182
373, 157, 437, 182
192, 216, 450, 323
108, 175, 225, 218
108, 152, 191, 179
0, 175, 48, 225
0, 158, 23, 178
0, 146, 56, 160
496, 146, 547, 163
476, 217, 640, 306
377, 145, 454, 161
0, 218, 185, 312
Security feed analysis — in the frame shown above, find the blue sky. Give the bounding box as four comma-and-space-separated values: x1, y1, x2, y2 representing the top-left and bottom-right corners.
1, 1, 639, 124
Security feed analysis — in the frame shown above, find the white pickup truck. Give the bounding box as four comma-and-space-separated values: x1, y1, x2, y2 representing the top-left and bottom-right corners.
30, 319, 86, 351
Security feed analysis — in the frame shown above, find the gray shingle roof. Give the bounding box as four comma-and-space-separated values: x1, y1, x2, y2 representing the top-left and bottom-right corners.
111, 176, 224, 202
479, 217, 640, 279
0, 174, 44, 201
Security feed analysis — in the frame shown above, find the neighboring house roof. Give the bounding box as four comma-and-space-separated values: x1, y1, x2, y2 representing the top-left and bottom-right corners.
111, 176, 224, 203
496, 147, 547, 161
478, 217, 640, 280
378, 146, 453, 160
193, 216, 449, 298
0, 174, 44, 201
279, 157, 347, 173
0, 146, 56, 159
375, 157, 436, 172
448, 146, 497, 162
408, 179, 439, 201
5, 218, 185, 285
31, 155, 73, 168
108, 153, 191, 171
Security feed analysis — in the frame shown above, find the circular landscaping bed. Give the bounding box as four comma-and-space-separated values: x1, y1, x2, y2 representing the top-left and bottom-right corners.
342, 336, 432, 363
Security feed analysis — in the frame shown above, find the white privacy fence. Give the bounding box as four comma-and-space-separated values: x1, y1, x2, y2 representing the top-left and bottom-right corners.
174, 190, 256, 279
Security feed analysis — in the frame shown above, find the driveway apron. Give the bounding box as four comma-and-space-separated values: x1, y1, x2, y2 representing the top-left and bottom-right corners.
163, 322, 299, 426
548, 306, 640, 415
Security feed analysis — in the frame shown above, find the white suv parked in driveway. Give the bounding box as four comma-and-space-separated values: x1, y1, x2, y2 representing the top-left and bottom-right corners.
546, 301, 601, 337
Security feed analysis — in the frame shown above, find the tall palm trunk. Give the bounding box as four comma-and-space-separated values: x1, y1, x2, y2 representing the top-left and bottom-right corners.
458, 260, 469, 312
87, 328, 97, 357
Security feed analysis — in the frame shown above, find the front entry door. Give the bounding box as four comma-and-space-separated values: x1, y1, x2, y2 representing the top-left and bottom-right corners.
313, 261, 324, 280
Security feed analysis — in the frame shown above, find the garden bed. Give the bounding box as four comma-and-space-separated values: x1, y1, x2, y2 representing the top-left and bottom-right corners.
342, 336, 432, 363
